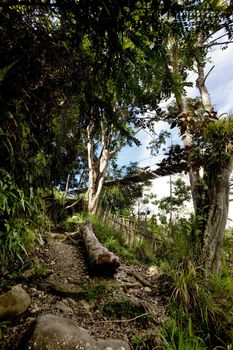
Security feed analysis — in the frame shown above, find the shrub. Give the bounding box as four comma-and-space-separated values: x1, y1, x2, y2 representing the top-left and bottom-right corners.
0, 169, 46, 265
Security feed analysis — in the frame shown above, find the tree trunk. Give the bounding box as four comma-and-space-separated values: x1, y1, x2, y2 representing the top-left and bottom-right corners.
88, 149, 109, 215
196, 63, 214, 113
202, 159, 233, 273
195, 60, 233, 272
87, 123, 111, 215
171, 40, 232, 273
171, 40, 202, 215
81, 221, 120, 276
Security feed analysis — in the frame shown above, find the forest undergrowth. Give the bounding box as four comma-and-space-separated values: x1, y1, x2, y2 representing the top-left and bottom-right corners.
61, 212, 233, 350
0, 207, 233, 349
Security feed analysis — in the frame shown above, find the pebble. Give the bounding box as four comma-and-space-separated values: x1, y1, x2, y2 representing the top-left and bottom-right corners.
55, 301, 73, 315
30, 304, 40, 314
38, 291, 45, 298
147, 266, 158, 276
29, 288, 38, 294
80, 300, 91, 311
144, 287, 152, 293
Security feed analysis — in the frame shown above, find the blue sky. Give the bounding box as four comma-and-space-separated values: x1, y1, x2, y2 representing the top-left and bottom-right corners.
116, 41, 233, 221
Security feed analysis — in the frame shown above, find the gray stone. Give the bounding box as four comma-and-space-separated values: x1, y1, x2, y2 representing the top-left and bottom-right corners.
0, 284, 31, 320
55, 301, 73, 315
27, 314, 130, 350
80, 299, 91, 312
47, 281, 85, 297
21, 267, 38, 280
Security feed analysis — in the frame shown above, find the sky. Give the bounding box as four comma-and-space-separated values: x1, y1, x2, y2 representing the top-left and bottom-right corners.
117, 40, 233, 223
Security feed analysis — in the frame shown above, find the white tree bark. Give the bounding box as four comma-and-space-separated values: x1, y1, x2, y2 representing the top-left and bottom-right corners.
87, 121, 111, 215
196, 63, 214, 113
81, 221, 120, 275
171, 40, 202, 215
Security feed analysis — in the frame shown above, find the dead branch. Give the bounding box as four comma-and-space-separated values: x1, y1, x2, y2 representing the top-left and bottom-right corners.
126, 270, 153, 288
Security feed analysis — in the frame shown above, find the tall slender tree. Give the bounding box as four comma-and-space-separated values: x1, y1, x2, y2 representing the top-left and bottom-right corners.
164, 0, 233, 272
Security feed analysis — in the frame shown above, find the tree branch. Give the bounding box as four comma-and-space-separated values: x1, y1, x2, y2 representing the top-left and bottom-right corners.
64, 174, 70, 197
206, 40, 233, 48
206, 33, 229, 46
98, 312, 152, 324
203, 65, 215, 85
65, 198, 81, 210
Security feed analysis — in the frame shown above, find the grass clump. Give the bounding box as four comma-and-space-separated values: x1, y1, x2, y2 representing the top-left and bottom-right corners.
59, 212, 89, 232
159, 257, 233, 349
130, 332, 163, 350
102, 297, 150, 327
162, 319, 207, 350
103, 297, 141, 318
21, 257, 51, 280
86, 280, 108, 303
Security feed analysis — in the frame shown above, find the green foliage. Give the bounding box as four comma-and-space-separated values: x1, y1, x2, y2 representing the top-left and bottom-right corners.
100, 185, 125, 213
157, 177, 191, 219
90, 215, 156, 265
21, 257, 51, 280
130, 335, 146, 349
148, 130, 171, 156
0, 169, 46, 265
133, 240, 155, 265
102, 297, 148, 324
0, 0, 232, 281
151, 216, 197, 265
162, 320, 207, 350
90, 215, 129, 257
86, 281, 108, 303
0, 321, 10, 341
3, 220, 36, 264
101, 162, 146, 214
222, 228, 233, 274
202, 118, 233, 185
130, 332, 162, 350
159, 258, 233, 349
59, 218, 77, 232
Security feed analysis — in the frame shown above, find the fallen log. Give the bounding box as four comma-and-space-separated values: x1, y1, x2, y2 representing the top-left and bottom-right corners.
81, 221, 120, 276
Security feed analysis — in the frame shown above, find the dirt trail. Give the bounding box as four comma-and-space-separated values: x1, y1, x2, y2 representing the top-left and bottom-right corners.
1, 232, 167, 349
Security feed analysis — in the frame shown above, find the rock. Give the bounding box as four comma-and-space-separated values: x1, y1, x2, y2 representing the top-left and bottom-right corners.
144, 286, 152, 293
80, 299, 91, 312
29, 287, 38, 295
26, 314, 130, 350
147, 265, 158, 275
47, 281, 86, 298
38, 291, 45, 298
0, 285, 31, 320
21, 267, 38, 280
21, 257, 52, 280
0, 266, 9, 276
30, 303, 41, 314
55, 301, 73, 315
